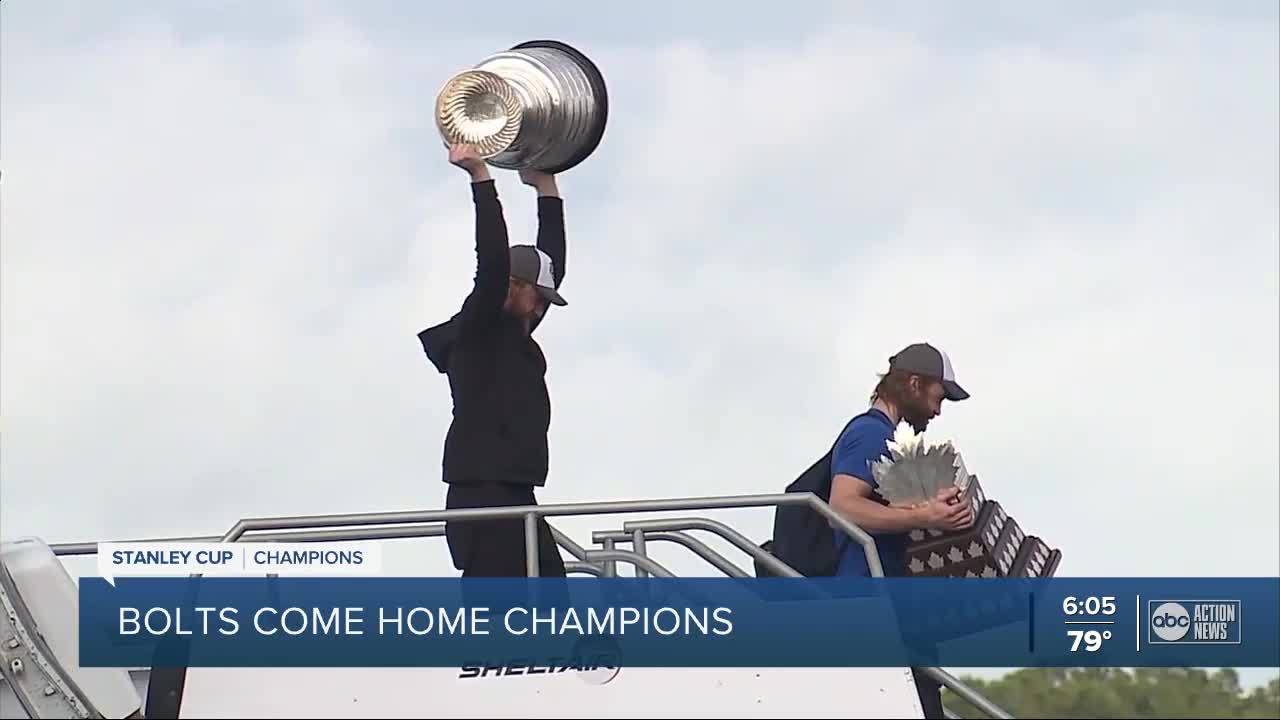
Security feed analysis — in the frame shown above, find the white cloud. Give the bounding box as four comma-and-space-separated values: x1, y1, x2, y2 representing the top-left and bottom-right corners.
2, 3, 1276, 605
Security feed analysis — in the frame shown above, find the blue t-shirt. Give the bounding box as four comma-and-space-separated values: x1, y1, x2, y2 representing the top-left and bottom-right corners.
829, 408, 907, 577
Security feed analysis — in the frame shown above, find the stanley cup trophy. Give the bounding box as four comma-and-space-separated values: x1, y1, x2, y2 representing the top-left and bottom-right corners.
870, 423, 1063, 579
435, 40, 609, 173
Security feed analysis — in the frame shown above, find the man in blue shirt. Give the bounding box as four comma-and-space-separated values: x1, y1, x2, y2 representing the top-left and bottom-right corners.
828, 343, 975, 577
827, 343, 976, 720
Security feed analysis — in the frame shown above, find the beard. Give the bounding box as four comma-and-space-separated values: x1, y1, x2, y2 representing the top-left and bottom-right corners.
900, 394, 936, 433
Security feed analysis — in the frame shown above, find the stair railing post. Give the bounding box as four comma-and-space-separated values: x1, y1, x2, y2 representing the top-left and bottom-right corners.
524, 512, 540, 578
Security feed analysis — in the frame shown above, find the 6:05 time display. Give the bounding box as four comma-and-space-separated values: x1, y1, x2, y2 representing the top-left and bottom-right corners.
1063, 596, 1116, 616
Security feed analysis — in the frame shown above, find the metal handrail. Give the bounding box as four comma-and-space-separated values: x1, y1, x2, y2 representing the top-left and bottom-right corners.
622, 517, 804, 578
51, 520, 795, 581
593, 529, 749, 578
565, 561, 604, 577
50, 492, 880, 576
581, 550, 676, 578
550, 527, 588, 561
202, 492, 883, 579
922, 667, 1013, 719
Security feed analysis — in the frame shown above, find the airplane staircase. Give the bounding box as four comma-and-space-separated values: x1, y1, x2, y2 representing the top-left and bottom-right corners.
4, 492, 1013, 719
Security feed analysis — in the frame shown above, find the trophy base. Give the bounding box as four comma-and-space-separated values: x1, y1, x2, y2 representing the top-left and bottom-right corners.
505, 40, 609, 174
904, 500, 1062, 579
1010, 536, 1062, 578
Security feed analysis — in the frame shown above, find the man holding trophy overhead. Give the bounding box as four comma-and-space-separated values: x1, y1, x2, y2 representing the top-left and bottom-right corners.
417, 40, 609, 578
418, 145, 569, 578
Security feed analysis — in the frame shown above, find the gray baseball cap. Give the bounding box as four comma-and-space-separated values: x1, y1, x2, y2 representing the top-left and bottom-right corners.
509, 245, 566, 306
889, 343, 970, 401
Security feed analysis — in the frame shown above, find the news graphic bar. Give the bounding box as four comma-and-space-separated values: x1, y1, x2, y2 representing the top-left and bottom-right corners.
78, 576, 1279, 669
97, 541, 383, 585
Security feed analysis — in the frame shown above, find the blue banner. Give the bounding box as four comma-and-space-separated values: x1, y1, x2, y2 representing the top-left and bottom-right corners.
78, 576, 1279, 668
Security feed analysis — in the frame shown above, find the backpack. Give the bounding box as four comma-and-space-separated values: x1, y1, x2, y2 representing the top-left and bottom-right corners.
756, 412, 890, 578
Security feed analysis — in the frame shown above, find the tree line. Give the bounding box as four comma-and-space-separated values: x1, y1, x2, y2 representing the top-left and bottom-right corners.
944, 667, 1280, 719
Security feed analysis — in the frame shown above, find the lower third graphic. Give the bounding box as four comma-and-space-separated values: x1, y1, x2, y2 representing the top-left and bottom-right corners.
1148, 600, 1241, 644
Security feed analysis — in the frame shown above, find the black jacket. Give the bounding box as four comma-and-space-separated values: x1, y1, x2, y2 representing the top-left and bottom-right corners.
417, 180, 566, 487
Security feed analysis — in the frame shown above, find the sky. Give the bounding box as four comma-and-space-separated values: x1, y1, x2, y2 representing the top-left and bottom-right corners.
2, 0, 1278, 693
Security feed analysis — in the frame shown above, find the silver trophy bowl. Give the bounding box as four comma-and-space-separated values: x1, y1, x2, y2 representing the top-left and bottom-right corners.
435, 40, 609, 173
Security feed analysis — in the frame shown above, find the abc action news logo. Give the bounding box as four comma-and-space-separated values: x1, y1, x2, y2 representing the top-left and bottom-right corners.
1148, 600, 1242, 644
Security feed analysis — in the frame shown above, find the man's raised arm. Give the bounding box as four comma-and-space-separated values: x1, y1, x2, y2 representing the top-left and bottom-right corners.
454, 145, 511, 332
520, 169, 565, 289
